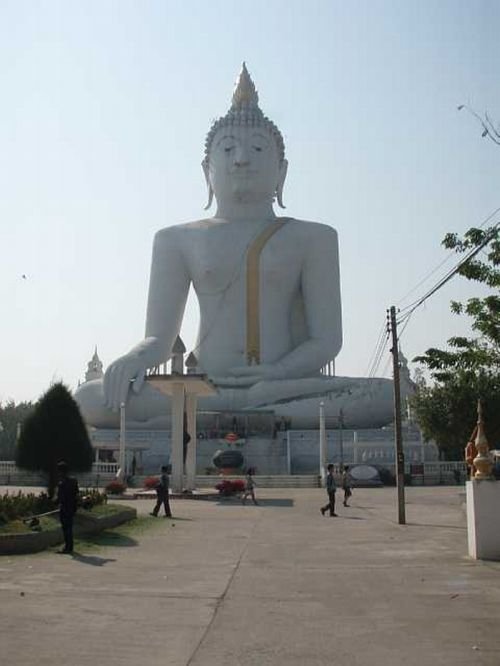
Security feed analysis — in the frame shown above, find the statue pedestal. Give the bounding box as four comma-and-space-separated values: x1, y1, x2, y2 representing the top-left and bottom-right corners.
466, 480, 500, 560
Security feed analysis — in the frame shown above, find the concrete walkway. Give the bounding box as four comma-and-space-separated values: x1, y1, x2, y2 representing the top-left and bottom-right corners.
1, 486, 499, 665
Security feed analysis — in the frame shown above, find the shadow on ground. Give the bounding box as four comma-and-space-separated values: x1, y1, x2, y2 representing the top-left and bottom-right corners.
406, 522, 466, 531
81, 530, 138, 547
71, 553, 117, 566
216, 498, 294, 507
160, 516, 193, 522
340, 515, 365, 520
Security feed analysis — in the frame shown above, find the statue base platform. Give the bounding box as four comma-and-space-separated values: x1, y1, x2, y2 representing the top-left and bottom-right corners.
89, 421, 437, 477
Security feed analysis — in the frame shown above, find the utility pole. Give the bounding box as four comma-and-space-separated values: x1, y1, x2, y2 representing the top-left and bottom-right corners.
389, 306, 406, 525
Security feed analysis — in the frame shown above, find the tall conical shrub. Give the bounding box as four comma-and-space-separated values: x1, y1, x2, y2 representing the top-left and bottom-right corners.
16, 383, 93, 497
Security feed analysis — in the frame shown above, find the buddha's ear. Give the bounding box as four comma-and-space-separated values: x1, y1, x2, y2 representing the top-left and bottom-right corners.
202, 160, 214, 210
276, 159, 288, 209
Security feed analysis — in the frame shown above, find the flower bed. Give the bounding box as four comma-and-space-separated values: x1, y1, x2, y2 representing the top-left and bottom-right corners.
0, 491, 55, 525
0, 505, 137, 555
0, 489, 107, 526
143, 476, 160, 490
215, 479, 245, 496
105, 480, 127, 495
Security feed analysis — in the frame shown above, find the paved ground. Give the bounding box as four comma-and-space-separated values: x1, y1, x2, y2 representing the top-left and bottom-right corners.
1, 486, 499, 665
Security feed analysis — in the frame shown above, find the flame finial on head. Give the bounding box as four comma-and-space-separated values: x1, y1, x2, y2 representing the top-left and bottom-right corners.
231, 62, 259, 109
203, 63, 285, 165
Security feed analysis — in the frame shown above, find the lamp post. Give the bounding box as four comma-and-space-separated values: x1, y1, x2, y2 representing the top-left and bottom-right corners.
319, 401, 327, 487
118, 402, 126, 481
339, 408, 344, 469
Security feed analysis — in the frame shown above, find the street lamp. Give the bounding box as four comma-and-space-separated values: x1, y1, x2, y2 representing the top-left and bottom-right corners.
117, 402, 126, 481
319, 401, 326, 487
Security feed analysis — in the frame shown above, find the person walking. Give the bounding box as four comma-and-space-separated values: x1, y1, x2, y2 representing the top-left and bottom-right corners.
320, 463, 337, 517
150, 465, 172, 517
241, 467, 258, 505
56, 460, 79, 553
342, 465, 352, 507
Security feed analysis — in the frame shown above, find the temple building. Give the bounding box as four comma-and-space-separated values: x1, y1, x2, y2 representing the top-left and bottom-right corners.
84, 347, 104, 383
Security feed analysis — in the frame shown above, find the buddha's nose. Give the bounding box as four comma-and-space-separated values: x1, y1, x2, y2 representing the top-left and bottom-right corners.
234, 145, 250, 167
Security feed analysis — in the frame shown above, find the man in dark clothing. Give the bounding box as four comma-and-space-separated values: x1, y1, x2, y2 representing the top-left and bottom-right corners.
320, 464, 337, 517
56, 460, 79, 553
150, 465, 172, 517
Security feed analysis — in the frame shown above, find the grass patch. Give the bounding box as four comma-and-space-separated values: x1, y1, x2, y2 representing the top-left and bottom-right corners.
0, 514, 60, 535
87, 504, 127, 517
73, 512, 168, 553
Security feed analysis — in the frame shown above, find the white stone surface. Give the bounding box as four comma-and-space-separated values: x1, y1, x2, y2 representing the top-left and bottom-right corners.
466, 479, 500, 560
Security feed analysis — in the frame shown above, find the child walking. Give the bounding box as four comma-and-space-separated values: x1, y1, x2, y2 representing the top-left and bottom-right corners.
150, 465, 172, 517
342, 465, 352, 507
242, 468, 258, 505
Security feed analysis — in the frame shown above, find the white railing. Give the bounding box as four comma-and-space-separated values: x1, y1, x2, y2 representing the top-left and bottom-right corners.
91, 462, 119, 474
377, 461, 467, 475
0, 459, 469, 480
0, 461, 118, 476
418, 462, 467, 473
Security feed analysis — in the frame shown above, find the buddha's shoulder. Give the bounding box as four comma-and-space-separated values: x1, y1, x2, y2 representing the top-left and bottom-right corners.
153, 219, 215, 239
283, 218, 338, 239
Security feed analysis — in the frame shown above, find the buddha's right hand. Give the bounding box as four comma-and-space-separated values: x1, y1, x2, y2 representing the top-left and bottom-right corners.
103, 353, 147, 412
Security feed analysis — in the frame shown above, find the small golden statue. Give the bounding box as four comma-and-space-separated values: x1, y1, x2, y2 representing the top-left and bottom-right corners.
464, 425, 478, 479
472, 400, 493, 480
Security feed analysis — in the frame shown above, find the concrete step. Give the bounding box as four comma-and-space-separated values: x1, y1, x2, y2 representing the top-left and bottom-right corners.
128, 474, 320, 489
195, 475, 319, 488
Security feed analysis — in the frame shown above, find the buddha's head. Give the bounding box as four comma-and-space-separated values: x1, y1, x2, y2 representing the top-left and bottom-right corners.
202, 63, 288, 210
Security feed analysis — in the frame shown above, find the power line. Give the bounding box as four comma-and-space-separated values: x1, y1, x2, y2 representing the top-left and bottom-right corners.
365, 320, 388, 376
397, 204, 500, 313
368, 330, 390, 378
397, 218, 500, 325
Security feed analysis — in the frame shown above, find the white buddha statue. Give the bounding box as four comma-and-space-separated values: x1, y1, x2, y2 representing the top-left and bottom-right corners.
76, 64, 395, 429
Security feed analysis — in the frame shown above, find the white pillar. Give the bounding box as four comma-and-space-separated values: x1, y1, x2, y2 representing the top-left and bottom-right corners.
319, 401, 327, 487
466, 480, 500, 560
118, 402, 126, 480
170, 383, 185, 493
185, 393, 198, 491
286, 431, 292, 475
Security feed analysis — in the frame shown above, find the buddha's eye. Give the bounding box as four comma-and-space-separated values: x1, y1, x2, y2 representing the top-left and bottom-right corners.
253, 146, 262, 152
224, 146, 234, 153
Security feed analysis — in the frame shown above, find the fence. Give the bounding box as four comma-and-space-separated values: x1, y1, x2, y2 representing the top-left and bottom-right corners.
0, 461, 119, 487
0, 459, 469, 487
0, 461, 118, 474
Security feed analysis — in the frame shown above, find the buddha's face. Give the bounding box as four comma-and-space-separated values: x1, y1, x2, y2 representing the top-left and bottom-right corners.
206, 125, 285, 205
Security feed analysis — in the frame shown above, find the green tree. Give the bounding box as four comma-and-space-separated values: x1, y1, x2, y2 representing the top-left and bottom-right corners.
0, 401, 34, 459
411, 372, 500, 460
15, 383, 93, 498
411, 226, 500, 458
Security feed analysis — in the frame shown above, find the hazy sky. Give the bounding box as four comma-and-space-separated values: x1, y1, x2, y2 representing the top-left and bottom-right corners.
1, 0, 499, 404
